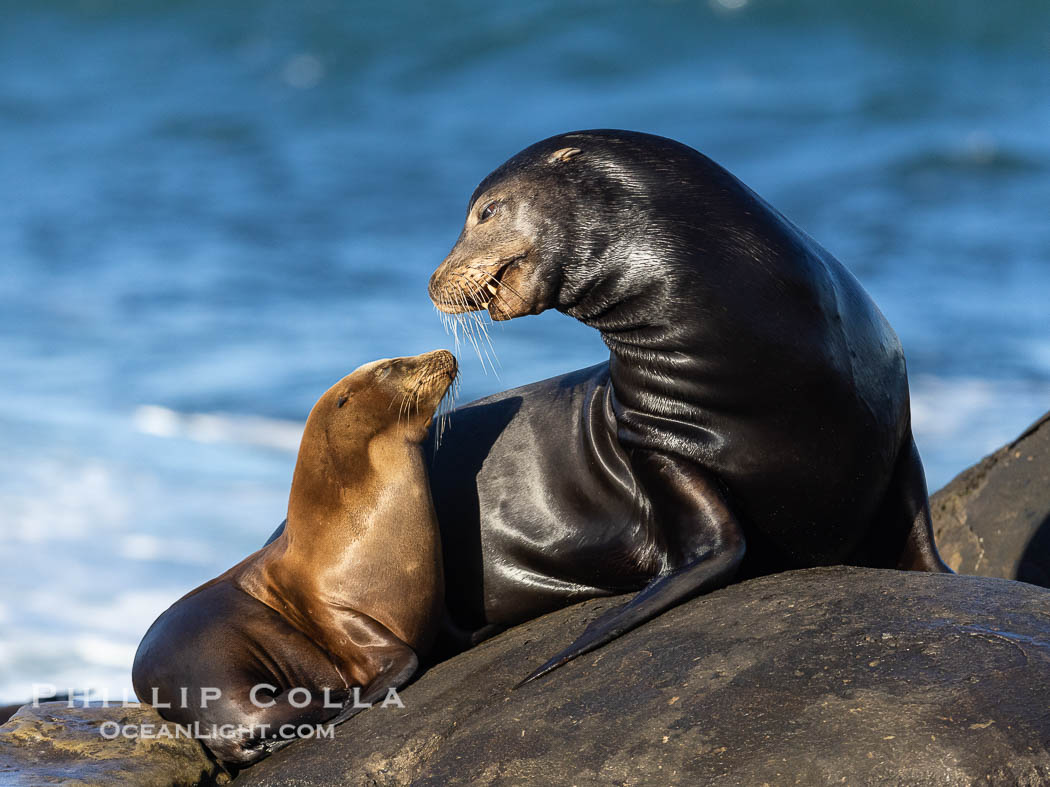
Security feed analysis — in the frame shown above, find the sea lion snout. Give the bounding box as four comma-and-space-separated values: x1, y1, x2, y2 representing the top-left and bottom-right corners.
428, 181, 550, 322
406, 348, 456, 371
430, 236, 537, 319
417, 348, 457, 375
427, 251, 455, 307
389, 350, 458, 430
395, 349, 457, 385
428, 239, 508, 316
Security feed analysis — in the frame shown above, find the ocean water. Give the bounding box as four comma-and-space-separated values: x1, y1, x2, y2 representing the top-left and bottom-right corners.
1, 0, 1048, 703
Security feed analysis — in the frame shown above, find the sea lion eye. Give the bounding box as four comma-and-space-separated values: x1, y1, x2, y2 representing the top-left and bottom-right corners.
337, 395, 349, 408
375, 365, 392, 380
478, 201, 499, 223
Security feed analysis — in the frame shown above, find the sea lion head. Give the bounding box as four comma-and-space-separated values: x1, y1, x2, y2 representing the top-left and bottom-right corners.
310, 349, 458, 451
428, 130, 696, 322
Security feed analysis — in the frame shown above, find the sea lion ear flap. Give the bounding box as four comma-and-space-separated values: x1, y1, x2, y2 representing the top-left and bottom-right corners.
547, 147, 582, 164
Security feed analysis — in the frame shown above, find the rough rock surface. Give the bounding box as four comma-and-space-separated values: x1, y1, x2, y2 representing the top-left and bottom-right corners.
932, 410, 1050, 586
238, 566, 1050, 786
0, 701, 223, 786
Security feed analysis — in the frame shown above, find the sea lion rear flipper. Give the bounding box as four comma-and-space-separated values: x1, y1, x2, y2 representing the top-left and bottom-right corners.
887, 435, 952, 573
847, 433, 952, 573
518, 453, 746, 686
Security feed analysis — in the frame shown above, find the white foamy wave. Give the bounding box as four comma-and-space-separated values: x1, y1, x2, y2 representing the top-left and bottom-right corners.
133, 405, 303, 453
912, 376, 996, 439
23, 589, 182, 639
6, 461, 131, 544
0, 589, 187, 704
0, 665, 139, 708
73, 636, 137, 670
911, 374, 1050, 489
118, 533, 213, 565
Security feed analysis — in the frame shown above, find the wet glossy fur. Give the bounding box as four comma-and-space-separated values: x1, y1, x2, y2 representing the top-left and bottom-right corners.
134, 351, 455, 766
425, 130, 949, 681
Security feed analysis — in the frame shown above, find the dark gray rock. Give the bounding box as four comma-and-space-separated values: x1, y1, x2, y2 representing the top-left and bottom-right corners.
0, 701, 223, 786
237, 566, 1050, 786
932, 410, 1050, 586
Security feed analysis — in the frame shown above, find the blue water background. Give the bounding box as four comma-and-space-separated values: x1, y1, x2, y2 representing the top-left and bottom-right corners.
1, 0, 1048, 702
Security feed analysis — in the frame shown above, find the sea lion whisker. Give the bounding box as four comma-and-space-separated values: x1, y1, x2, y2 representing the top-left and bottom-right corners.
446, 302, 462, 356
448, 311, 461, 358
435, 292, 466, 362
434, 373, 460, 451
396, 390, 409, 432
397, 375, 421, 431
452, 274, 482, 312
408, 366, 456, 452
471, 309, 500, 374
463, 302, 488, 367
435, 393, 452, 449
448, 270, 489, 310
475, 321, 499, 376
459, 309, 485, 369
441, 269, 503, 372
446, 271, 477, 310
434, 305, 451, 344
465, 273, 490, 311
480, 268, 525, 304
447, 272, 500, 373
413, 376, 425, 418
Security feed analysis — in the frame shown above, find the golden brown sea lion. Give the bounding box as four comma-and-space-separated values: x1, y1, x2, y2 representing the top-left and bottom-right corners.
132, 350, 456, 767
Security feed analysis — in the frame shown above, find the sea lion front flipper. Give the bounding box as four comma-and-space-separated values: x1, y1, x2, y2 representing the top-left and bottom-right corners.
518, 453, 746, 686
325, 609, 419, 725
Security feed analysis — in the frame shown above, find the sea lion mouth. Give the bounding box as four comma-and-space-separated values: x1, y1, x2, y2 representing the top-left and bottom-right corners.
431, 254, 526, 316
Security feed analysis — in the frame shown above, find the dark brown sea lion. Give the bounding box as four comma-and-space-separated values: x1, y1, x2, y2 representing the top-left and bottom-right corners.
424, 129, 950, 684
133, 350, 456, 767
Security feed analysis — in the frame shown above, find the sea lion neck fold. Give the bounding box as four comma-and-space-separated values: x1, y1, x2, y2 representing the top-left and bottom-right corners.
528, 143, 819, 460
